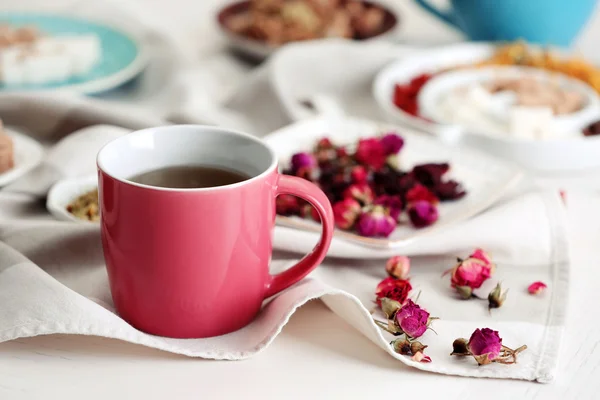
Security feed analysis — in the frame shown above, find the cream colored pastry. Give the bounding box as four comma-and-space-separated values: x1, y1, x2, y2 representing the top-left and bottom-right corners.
0, 120, 14, 174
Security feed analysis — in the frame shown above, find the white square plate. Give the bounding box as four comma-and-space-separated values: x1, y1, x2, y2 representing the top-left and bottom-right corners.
264, 117, 523, 255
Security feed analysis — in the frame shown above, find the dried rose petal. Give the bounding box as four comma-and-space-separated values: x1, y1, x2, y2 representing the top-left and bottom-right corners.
468, 328, 502, 364
375, 277, 412, 306
406, 184, 439, 205
380, 133, 404, 155
343, 182, 374, 205
373, 195, 403, 221
411, 351, 432, 363
276, 194, 300, 216
407, 200, 438, 228
385, 255, 410, 280
356, 205, 396, 237
332, 198, 361, 229
355, 137, 387, 170
528, 281, 547, 295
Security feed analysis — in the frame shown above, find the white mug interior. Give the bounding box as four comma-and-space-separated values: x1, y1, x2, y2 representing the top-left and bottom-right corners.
97, 125, 277, 190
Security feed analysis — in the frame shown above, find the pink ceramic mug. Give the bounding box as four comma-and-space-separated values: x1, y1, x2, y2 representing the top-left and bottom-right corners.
97, 125, 334, 338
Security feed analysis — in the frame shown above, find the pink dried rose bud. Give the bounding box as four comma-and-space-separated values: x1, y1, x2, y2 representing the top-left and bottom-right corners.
380, 132, 404, 155
528, 281, 547, 295
411, 351, 432, 363
343, 182, 374, 205
375, 277, 412, 307
406, 184, 439, 205
395, 299, 430, 338
332, 198, 361, 229
407, 200, 438, 228
468, 328, 502, 365
373, 195, 403, 221
470, 248, 493, 266
295, 166, 318, 182
355, 137, 387, 170
386, 255, 410, 280
336, 147, 349, 158
276, 194, 300, 216
290, 152, 316, 172
356, 205, 396, 237
350, 165, 368, 183
449, 258, 493, 291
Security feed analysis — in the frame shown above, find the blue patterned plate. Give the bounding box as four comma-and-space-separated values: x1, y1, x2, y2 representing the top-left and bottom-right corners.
0, 13, 148, 94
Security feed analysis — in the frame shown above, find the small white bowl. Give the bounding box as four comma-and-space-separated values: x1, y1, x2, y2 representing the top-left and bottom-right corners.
373, 42, 600, 171
418, 66, 600, 140
46, 175, 99, 223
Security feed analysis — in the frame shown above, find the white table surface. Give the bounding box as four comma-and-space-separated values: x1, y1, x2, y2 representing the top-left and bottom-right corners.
3, 1, 600, 399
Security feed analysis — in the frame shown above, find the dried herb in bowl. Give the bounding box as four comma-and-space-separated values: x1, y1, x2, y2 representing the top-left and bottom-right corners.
277, 132, 466, 238
66, 189, 100, 222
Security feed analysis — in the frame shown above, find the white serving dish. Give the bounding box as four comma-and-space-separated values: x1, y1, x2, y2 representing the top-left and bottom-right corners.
0, 128, 44, 187
264, 116, 522, 254
46, 175, 99, 223
372, 42, 600, 171
418, 66, 600, 139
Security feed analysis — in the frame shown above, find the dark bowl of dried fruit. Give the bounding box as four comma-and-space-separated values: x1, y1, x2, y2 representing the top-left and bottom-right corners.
217, 0, 399, 61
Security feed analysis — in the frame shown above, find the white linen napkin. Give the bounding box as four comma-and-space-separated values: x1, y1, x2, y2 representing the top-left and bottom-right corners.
0, 185, 568, 382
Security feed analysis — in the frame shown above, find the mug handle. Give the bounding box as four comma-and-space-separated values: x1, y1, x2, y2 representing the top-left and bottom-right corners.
264, 174, 334, 298
413, 0, 459, 28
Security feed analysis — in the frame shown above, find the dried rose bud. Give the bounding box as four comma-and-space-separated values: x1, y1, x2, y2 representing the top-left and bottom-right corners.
406, 184, 439, 205
528, 281, 547, 295
380, 132, 404, 155
356, 205, 397, 237
488, 282, 508, 310
410, 341, 428, 355
375, 277, 412, 307
336, 147, 349, 158
276, 194, 299, 216
411, 351, 432, 363
343, 182, 374, 205
315, 137, 334, 150
449, 257, 493, 290
407, 200, 438, 228
468, 328, 502, 365
332, 198, 361, 229
412, 163, 449, 187
355, 137, 386, 170
373, 195, 403, 221
451, 338, 470, 355
380, 297, 402, 319
395, 299, 430, 338
350, 165, 368, 183
470, 248, 494, 269
455, 285, 473, 300
291, 152, 316, 172
295, 166, 319, 182
315, 147, 337, 164
434, 180, 466, 200
391, 338, 412, 355
385, 255, 410, 280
